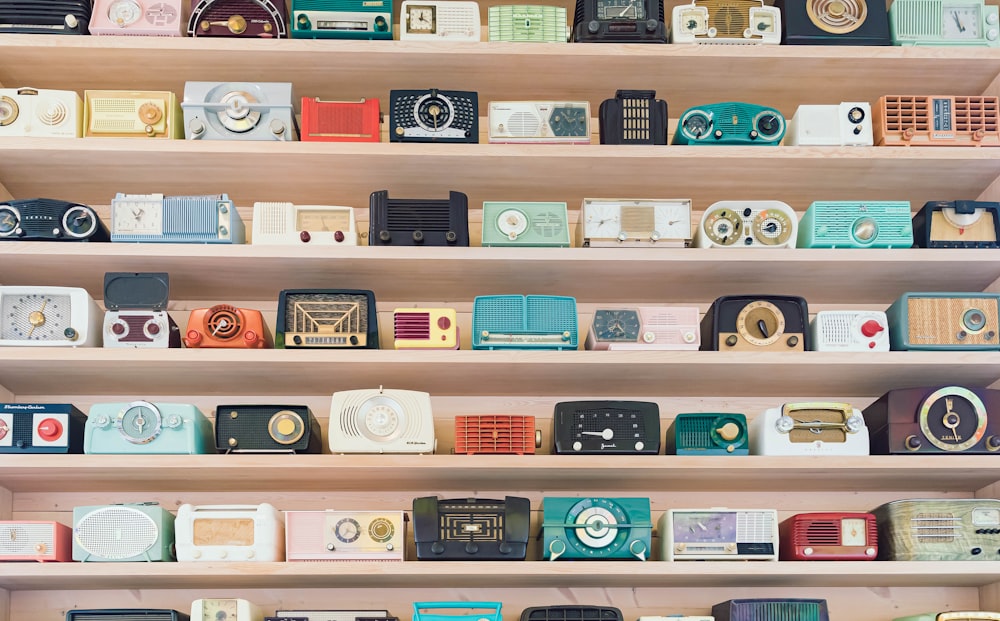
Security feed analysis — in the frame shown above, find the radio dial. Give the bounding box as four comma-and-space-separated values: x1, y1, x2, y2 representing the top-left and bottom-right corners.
861, 319, 883, 338
718, 422, 740, 441
905, 435, 922, 451
776, 415, 795, 434
36, 418, 61, 441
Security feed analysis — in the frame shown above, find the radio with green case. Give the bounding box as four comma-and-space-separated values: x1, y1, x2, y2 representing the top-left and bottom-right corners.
489, 5, 569, 41
290, 0, 393, 39
541, 496, 652, 560
481, 202, 570, 247
890, 0, 999, 46
665, 413, 749, 455
797, 201, 913, 248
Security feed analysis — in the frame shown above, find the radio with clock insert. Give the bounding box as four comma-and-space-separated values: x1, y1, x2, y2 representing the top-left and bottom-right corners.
671, 0, 780, 44
779, 512, 878, 560
694, 201, 797, 248
401, 0, 480, 39
701, 295, 809, 351
90, 0, 187, 35
488, 101, 591, 144
84, 90, 183, 138
873, 498, 1000, 560
188, 0, 287, 37
572, 0, 666, 42
751, 402, 870, 455
885, 292, 1000, 350
285, 510, 406, 561
481, 202, 570, 247
586, 307, 700, 350
774, 0, 890, 45
413, 496, 530, 560
0, 403, 87, 453
0, 286, 102, 347
290, 0, 392, 39
542, 497, 652, 560
578, 198, 691, 246
276, 289, 379, 349
0, 87, 82, 138
111, 192, 244, 243
215, 405, 322, 453
103, 272, 180, 349
599, 90, 667, 144
890, 0, 999, 45
84, 401, 215, 454
665, 412, 748, 455
661, 508, 779, 560
553, 401, 660, 454
913, 200, 1000, 248
0, 198, 106, 241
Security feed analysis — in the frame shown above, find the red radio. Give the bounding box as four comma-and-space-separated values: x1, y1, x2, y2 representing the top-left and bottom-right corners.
301, 97, 381, 143
779, 512, 877, 560
183, 305, 270, 349
0, 521, 72, 562
454, 415, 541, 455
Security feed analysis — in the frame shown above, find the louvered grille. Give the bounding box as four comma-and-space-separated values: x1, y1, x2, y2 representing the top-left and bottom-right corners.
75, 508, 157, 560
677, 415, 713, 449
913, 512, 959, 542
794, 519, 840, 545
164, 196, 219, 237
385, 200, 453, 231
894, 0, 942, 36
394, 312, 430, 340
955, 97, 999, 132
882, 96, 930, 131
455, 415, 536, 454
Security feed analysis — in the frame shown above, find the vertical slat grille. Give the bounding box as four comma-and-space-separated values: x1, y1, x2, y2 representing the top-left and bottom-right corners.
455, 415, 536, 454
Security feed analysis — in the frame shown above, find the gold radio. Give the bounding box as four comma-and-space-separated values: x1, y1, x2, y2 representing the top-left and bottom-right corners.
84, 90, 183, 138
874, 96, 1000, 146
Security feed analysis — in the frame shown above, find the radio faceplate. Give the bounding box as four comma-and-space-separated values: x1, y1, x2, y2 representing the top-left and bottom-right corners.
553, 401, 660, 454
413, 496, 530, 560
542, 497, 652, 560
661, 508, 779, 561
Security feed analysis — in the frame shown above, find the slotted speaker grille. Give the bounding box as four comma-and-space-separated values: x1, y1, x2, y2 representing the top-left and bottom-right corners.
205, 305, 242, 340
913, 512, 959, 543
676, 415, 713, 449
455, 415, 536, 454
724, 601, 828, 621
954, 97, 999, 132
882, 96, 929, 132
507, 111, 541, 137
621, 95, 653, 142
796, 519, 841, 546
394, 312, 430, 340
522, 607, 624, 621
893, 0, 942, 36
385, 199, 454, 231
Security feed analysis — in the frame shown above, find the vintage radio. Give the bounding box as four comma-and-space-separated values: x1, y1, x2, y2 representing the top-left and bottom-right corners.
713, 600, 829, 621
873, 498, 1000, 560
413, 496, 530, 560
301, 97, 380, 142
0, 520, 72, 562
188, 0, 287, 36
84, 401, 215, 454
393, 308, 459, 350
291, 0, 391, 38
586, 307, 700, 350
774, 0, 890, 45
111, 193, 244, 243
661, 508, 778, 560
0, 87, 82, 138
401, 0, 481, 40
785, 102, 873, 146
215, 405, 322, 453
68, 611, 191, 621
890, 0, 998, 45
809, 310, 889, 352
779, 512, 877, 560
455, 415, 541, 454
553, 401, 660, 454
694, 201, 796, 248
638, 618, 713, 621
274, 611, 389, 621
598, 90, 667, 145
885, 292, 1000, 350
389, 89, 478, 143
84, 90, 183, 138
370, 190, 469, 246
913, 200, 1000, 248
276, 289, 379, 349
701, 295, 809, 351
252, 202, 358, 245
481, 201, 570, 247
183, 305, 270, 348
572, 0, 666, 42
193, 600, 263, 621
103, 272, 181, 349
175, 503, 284, 561
674, 102, 785, 145
472, 294, 578, 350
896, 614, 1000, 621
863, 385, 1000, 454
182, 81, 297, 141
542, 497, 652, 560
578, 198, 691, 247
90, 0, 187, 35
414, 604, 501, 621
72, 502, 176, 562
488, 101, 590, 144
874, 96, 1000, 146
0, 403, 86, 453
664, 412, 749, 455
0, 286, 102, 347
329, 387, 436, 454
750, 402, 870, 456
0, 0, 91, 33
285, 510, 406, 561
0, 199, 107, 241
523, 608, 623, 621
671, 0, 780, 43
489, 5, 568, 41
797, 201, 913, 248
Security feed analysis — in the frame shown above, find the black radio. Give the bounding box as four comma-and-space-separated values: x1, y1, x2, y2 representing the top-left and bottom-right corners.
553, 400, 661, 454
413, 495, 531, 560
599, 90, 668, 145
215, 405, 322, 454
774, 0, 890, 45
0, 198, 108, 241
369, 190, 469, 246
389, 89, 479, 143
0, 403, 86, 454
700, 295, 810, 352
572, 0, 667, 42
66, 611, 190, 621
522, 608, 624, 621
0, 1, 92, 34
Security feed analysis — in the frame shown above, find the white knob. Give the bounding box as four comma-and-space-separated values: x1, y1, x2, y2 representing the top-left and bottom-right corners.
572, 441, 582, 451
642, 332, 655, 343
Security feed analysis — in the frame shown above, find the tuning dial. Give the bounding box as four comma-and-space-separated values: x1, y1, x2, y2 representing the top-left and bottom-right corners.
988, 435, 1000, 452
717, 422, 740, 441
861, 319, 883, 338
36, 418, 62, 441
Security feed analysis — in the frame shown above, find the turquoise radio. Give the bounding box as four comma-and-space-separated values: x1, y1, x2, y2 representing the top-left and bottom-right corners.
472, 295, 578, 350
542, 497, 652, 560
886, 292, 1000, 351
673, 102, 785, 145
665, 413, 749, 455
481, 202, 570, 247
488, 5, 569, 41
414, 603, 503, 621
890, 0, 999, 46
83, 401, 215, 454
797, 201, 913, 248
72, 502, 176, 562
290, 0, 392, 39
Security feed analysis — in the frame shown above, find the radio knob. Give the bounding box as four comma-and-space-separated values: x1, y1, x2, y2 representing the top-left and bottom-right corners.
718, 422, 740, 441
189, 119, 205, 137
714, 130, 724, 139
866, 547, 876, 556
34, 543, 46, 553
227, 15, 247, 34
244, 331, 259, 346
270, 119, 286, 136
0, 420, 7, 440
334, 231, 345, 243
635, 441, 644, 451
803, 547, 814, 556
905, 435, 922, 451
380, 230, 391, 242
465, 542, 479, 554
431, 542, 445, 554
498, 542, 511, 554
192, 550, 201, 559
228, 437, 238, 447
988, 435, 1000, 451
146, 322, 160, 335
413, 230, 424, 243
36, 418, 62, 441
185, 330, 202, 346
642, 331, 656, 343
446, 231, 458, 243
300, 231, 311, 243
645, 19, 657, 32
247, 550, 255, 559
572, 441, 582, 451
725, 335, 738, 347
683, 331, 696, 343
65, 13, 78, 28
786, 335, 799, 347
112, 321, 126, 335
218, 550, 227, 559
588, 20, 600, 33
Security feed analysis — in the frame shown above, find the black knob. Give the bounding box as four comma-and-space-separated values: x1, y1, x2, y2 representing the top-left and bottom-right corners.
905, 435, 921, 451
989, 435, 1000, 451
379, 230, 391, 242
15, 440, 25, 448
744, 237, 753, 245
989, 331, 997, 340
743, 208, 752, 217
645, 19, 657, 31
293, 335, 303, 346
588, 20, 600, 33
431, 542, 445, 554
972, 547, 983, 555
958, 330, 968, 340
854, 126, 862, 135
499, 542, 512, 554
465, 542, 479, 554
350, 335, 359, 345
445, 231, 457, 243
413, 230, 424, 243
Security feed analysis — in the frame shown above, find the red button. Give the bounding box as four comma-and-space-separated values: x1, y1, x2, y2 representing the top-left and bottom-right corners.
37, 418, 62, 441
861, 320, 884, 338
869, 341, 876, 349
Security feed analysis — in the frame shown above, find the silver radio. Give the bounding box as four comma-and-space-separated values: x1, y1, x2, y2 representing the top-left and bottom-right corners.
0, 87, 82, 137
182, 81, 297, 141
786, 102, 873, 146
488, 101, 591, 144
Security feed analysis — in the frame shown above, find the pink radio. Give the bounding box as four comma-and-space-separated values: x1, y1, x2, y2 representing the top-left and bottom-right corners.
285, 510, 406, 561
0, 521, 73, 562
586, 306, 701, 350
90, 0, 187, 36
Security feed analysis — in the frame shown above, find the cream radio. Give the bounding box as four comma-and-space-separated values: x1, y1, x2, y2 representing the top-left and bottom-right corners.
90, 0, 187, 35
393, 308, 459, 349
488, 101, 591, 144
175, 503, 284, 562
586, 307, 700, 350
671, 0, 781, 44
84, 90, 183, 138
401, 0, 481, 40
786, 102, 873, 146
192, 600, 264, 621
252, 203, 358, 245
0, 286, 102, 347
0, 87, 82, 137
103, 272, 181, 349
695, 201, 798, 248
328, 387, 436, 454
660, 508, 779, 561
578, 198, 692, 247
0, 520, 73, 562
285, 510, 406, 561
72, 502, 176, 562
750, 402, 870, 456
810, 310, 889, 352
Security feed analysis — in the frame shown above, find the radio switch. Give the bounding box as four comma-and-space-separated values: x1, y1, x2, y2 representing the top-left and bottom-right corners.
642, 331, 656, 343
270, 119, 285, 136
36, 418, 61, 441
718, 422, 740, 441
629, 539, 648, 560
905, 435, 921, 451
548, 539, 566, 561
776, 415, 794, 434
972, 547, 982, 555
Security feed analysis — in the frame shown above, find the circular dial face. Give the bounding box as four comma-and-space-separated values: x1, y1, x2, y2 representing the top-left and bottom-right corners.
407, 5, 435, 32
593, 309, 641, 342
807, 0, 867, 34
296, 209, 352, 232
736, 300, 785, 347
597, 0, 646, 20
752, 10, 776, 34
702, 208, 743, 246
497, 208, 529, 240
115, 402, 163, 445
268, 410, 305, 445
62, 206, 98, 239
0, 96, 19, 126
943, 206, 984, 228
359, 395, 403, 440
654, 203, 690, 239
1, 293, 72, 341
943, 4, 982, 38
200, 599, 238, 621
335, 517, 361, 543
217, 91, 261, 133
415, 94, 453, 133
682, 112, 711, 139
672, 511, 736, 543
109, 0, 143, 26
369, 517, 395, 543
679, 7, 707, 32
753, 111, 783, 139
113, 200, 162, 235
919, 386, 988, 451
583, 203, 621, 238
566, 498, 629, 555
752, 209, 793, 245
0, 205, 19, 237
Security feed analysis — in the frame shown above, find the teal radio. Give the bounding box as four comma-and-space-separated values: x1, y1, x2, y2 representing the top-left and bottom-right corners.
472, 295, 578, 350
488, 5, 569, 41
542, 497, 652, 560
290, 0, 393, 39
673, 102, 785, 145
414, 603, 503, 621
83, 401, 215, 454
72, 502, 176, 562
665, 413, 749, 455
886, 292, 1000, 351
890, 0, 999, 46
481, 202, 570, 247
797, 201, 913, 248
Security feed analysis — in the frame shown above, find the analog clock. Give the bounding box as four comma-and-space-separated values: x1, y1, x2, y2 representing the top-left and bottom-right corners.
942, 4, 983, 39
672, 511, 737, 544
198, 599, 239, 621
751, 208, 794, 246
582, 202, 622, 239
113, 198, 163, 236
62, 205, 99, 239
592, 309, 642, 343
0, 205, 18, 237
407, 4, 437, 32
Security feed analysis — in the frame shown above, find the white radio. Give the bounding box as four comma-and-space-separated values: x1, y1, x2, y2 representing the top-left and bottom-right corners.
175, 503, 284, 562
750, 402, 870, 456
252, 202, 358, 245
786, 102, 873, 147
285, 510, 406, 561
660, 508, 779, 561
0, 286, 103, 347
810, 310, 889, 352
400, 0, 481, 40
191, 599, 264, 621
328, 386, 436, 454
0, 87, 82, 138
694, 201, 798, 248
488, 101, 591, 144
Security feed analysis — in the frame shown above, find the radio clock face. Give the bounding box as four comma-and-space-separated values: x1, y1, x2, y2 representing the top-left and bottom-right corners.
673, 511, 737, 543
943, 4, 983, 39
654, 202, 691, 240
407, 5, 437, 32
752, 10, 776, 34
736, 300, 785, 347
678, 7, 708, 33
113, 199, 163, 235
597, 0, 646, 20
62, 206, 98, 239
199, 599, 238, 621
1, 293, 73, 341
336, 517, 362, 543
583, 203, 621, 238
752, 209, 793, 245
807, 0, 867, 34
918, 386, 988, 451
593, 309, 641, 342
703, 208, 743, 246
0, 205, 18, 237
108, 0, 143, 26
115, 402, 163, 444
569, 407, 649, 451
296, 208, 352, 233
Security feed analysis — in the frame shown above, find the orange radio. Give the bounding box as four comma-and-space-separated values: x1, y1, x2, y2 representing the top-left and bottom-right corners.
301, 97, 381, 142
779, 512, 877, 561
183, 305, 270, 348
0, 521, 72, 562
874, 96, 1000, 146
454, 415, 542, 455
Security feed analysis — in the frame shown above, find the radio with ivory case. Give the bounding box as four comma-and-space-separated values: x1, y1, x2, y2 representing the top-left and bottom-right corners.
276, 289, 379, 349
586, 307, 700, 350
73, 502, 176, 562
671, 0, 780, 43
188, 0, 287, 36
785, 102, 873, 146
482, 202, 570, 247
253, 202, 357, 245
274, 610, 390, 621
215, 405, 322, 453
90, 0, 187, 35
874, 95, 1000, 146
0, 87, 82, 137
182, 81, 297, 140
488, 101, 590, 144
572, 0, 666, 42
713, 600, 829, 621
896, 613, 1000, 621
285, 510, 406, 561
489, 5, 568, 40
661, 508, 778, 560
890, 0, 999, 45
798, 201, 913, 248
553, 401, 660, 454
542, 496, 651, 561
0, 0, 92, 33
0, 403, 86, 453
750, 402, 870, 456
401, 0, 481, 39
103, 272, 181, 349
0, 286, 102, 347
111, 192, 244, 243
664, 412, 748, 455
913, 200, 1000, 248
329, 387, 435, 454
455, 415, 540, 454
389, 89, 478, 143
370, 190, 469, 246
175, 503, 284, 561
695, 201, 796, 248
774, 0, 890, 45
701, 295, 809, 351
0, 198, 107, 242
301, 97, 381, 142
810, 310, 889, 352
290, 0, 392, 38
886, 292, 1000, 350
873, 498, 1000, 560
779, 512, 877, 560
84, 90, 183, 138
674, 102, 785, 145
68, 611, 191, 621
598, 90, 667, 144
414, 603, 501, 621
84, 401, 215, 454
183, 305, 270, 348
578, 198, 691, 247
472, 294, 578, 350
413, 496, 530, 560
393, 308, 459, 350
0, 520, 72, 561
193, 600, 263, 621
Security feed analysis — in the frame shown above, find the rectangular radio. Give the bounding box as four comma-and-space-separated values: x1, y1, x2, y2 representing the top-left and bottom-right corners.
183, 305, 270, 348
598, 90, 667, 145
524, 608, 624, 621
586, 307, 700, 350
0, 87, 82, 137
572, 0, 666, 42
774, 0, 889, 45
276, 289, 379, 349
90, 0, 187, 35
290, 0, 392, 39
215, 405, 322, 453
301, 97, 381, 142
785, 102, 873, 146
455, 415, 540, 454
694, 201, 797, 248
413, 496, 530, 560
488, 101, 590, 144
84, 401, 215, 454
252, 202, 358, 245
472, 295, 578, 350
0, 286, 102, 347
329, 387, 435, 453
809, 310, 890, 352
674, 102, 785, 145
779, 512, 878, 560
890, 0, 999, 46
873, 498, 1000, 560
875, 96, 1000, 146
285, 510, 406, 561
671, 0, 780, 43
488, 5, 568, 41
84, 90, 182, 138
103, 272, 181, 349
0, 198, 107, 241
73, 502, 176, 562
389, 89, 478, 143
401, 0, 481, 40
0, 520, 72, 561
175, 503, 284, 562
481, 202, 571, 247
578, 198, 691, 247
713, 600, 829, 621
194, 601, 263, 621
665, 413, 749, 455
110, 193, 244, 243
913, 200, 1000, 248
0, 0, 92, 33
0, 404, 86, 454
393, 308, 459, 350
414, 604, 502, 621
639, 617, 713, 621
896, 613, 1000, 621
543, 497, 652, 560
188, 0, 288, 37
751, 402, 870, 456
182, 81, 297, 140
370, 190, 469, 246
553, 400, 660, 454
886, 292, 1000, 350
68, 611, 191, 621
661, 508, 778, 560
798, 201, 913, 248
701, 295, 809, 351
275, 611, 389, 621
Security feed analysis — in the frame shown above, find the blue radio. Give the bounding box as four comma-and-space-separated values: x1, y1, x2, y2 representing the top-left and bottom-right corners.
542, 496, 652, 560
472, 295, 578, 350
798, 201, 913, 248
886, 292, 1000, 351
673, 102, 785, 146
290, 0, 393, 39
414, 603, 503, 621
83, 401, 215, 454
110, 193, 245, 243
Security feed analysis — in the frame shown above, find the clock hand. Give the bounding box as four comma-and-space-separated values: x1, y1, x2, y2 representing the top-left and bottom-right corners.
953, 12, 966, 32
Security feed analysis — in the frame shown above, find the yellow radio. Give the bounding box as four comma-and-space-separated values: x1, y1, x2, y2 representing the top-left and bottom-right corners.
393, 308, 459, 350
84, 90, 183, 139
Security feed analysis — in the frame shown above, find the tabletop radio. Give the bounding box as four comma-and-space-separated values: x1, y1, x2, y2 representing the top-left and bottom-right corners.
176, 503, 284, 561
694, 201, 797, 248
253, 202, 358, 245
285, 510, 406, 561
0, 286, 102, 347
472, 294, 578, 350
553, 401, 660, 454
0, 87, 82, 137
414, 604, 502, 621
874, 95, 1000, 146
661, 508, 778, 560
896, 614, 1000, 621
886, 292, 1000, 350
751, 402, 870, 455
389, 89, 478, 143
0, 520, 72, 561
890, 0, 999, 45
913, 200, 1000, 248
586, 307, 700, 350
0, 198, 106, 241
489, 5, 568, 40
542, 496, 651, 560
598, 90, 667, 145
671, 0, 780, 43
798, 201, 913, 248
665, 412, 748, 455
111, 192, 244, 243
183, 305, 270, 348
188, 0, 288, 36
873, 498, 1000, 560
370, 190, 469, 246
0, 0, 91, 33
701, 295, 809, 351
413, 496, 530, 560
578, 198, 691, 246
488, 101, 591, 144
90, 0, 187, 35
276, 289, 379, 349
103, 272, 181, 349
393, 308, 459, 350
301, 97, 381, 142
84, 90, 183, 138
85, 401, 215, 454
183, 81, 297, 140
810, 310, 889, 352
290, 0, 392, 39
786, 102, 873, 146
572, 0, 666, 42
329, 387, 435, 454
193, 600, 263, 621
401, 0, 481, 39
713, 600, 829, 621
215, 405, 322, 453
779, 512, 877, 560
0, 403, 86, 453
73, 502, 176, 562
774, 0, 890, 45
481, 201, 570, 247
68, 611, 190, 621
638, 618, 713, 621
274, 611, 389, 621
524, 609, 623, 621
455, 415, 540, 454
674, 102, 785, 145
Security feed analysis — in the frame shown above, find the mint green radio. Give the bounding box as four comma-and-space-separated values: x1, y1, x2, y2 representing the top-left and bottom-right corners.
84, 401, 215, 454
890, 0, 999, 46
797, 201, 913, 248
542, 497, 652, 561
72, 502, 176, 562
291, 0, 393, 39
481, 202, 570, 247
488, 5, 569, 41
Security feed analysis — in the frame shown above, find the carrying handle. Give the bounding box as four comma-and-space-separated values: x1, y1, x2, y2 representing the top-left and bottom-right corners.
413, 603, 502, 612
